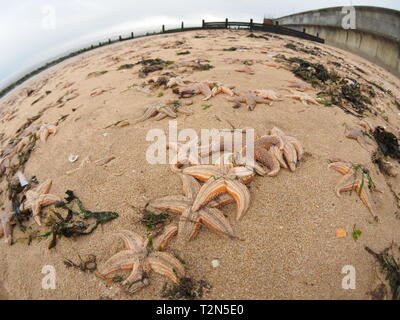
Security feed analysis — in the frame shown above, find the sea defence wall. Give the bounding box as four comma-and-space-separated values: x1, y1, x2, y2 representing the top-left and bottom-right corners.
275, 6, 400, 77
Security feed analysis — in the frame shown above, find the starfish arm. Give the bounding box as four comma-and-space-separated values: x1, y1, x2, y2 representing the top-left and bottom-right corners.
153, 112, 167, 121
160, 106, 178, 118
225, 179, 251, 220
134, 105, 158, 123
122, 259, 144, 285
153, 225, 178, 250
179, 173, 201, 200
282, 141, 297, 171
335, 175, 359, 197
358, 186, 375, 215
328, 162, 354, 175
182, 165, 223, 182
37, 179, 53, 194
228, 167, 255, 184
38, 193, 61, 207
270, 145, 288, 169
116, 230, 147, 252
286, 136, 304, 160
254, 147, 280, 176
148, 195, 191, 214
199, 207, 235, 238
255, 135, 284, 150
99, 250, 139, 276
178, 208, 202, 242
146, 251, 185, 283
192, 179, 227, 211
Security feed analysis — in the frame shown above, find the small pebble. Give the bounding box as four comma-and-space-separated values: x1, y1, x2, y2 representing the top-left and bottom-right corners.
211, 259, 220, 268
68, 154, 79, 163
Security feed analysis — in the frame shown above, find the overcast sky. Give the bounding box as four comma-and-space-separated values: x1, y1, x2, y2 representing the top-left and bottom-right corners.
1, 0, 399, 89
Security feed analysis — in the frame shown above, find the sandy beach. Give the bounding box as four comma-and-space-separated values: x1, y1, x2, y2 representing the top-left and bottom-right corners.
0, 29, 399, 300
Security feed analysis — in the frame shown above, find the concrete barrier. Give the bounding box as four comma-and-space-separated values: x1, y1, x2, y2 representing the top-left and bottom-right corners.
275, 6, 400, 77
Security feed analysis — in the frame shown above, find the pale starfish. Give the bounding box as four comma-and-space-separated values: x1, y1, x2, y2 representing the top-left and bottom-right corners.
149, 173, 235, 242
226, 92, 270, 110
270, 127, 304, 171
134, 101, 190, 123
287, 81, 313, 92
345, 125, 372, 149
285, 90, 319, 105
173, 82, 213, 100
90, 87, 114, 97
183, 153, 254, 220
15, 136, 31, 153
252, 89, 283, 102
0, 208, 12, 243
35, 124, 57, 143
329, 162, 375, 216
234, 66, 255, 75
99, 230, 185, 292
21, 179, 61, 226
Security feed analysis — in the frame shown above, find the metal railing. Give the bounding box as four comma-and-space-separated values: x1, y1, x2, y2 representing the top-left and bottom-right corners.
0, 18, 324, 99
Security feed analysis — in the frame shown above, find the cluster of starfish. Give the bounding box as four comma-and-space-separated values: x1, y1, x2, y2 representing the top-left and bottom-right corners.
0, 123, 57, 178
328, 160, 377, 216
145, 127, 304, 248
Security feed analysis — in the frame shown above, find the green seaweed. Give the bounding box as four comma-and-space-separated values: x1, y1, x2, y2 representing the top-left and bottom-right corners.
160, 277, 211, 300
141, 206, 170, 231
47, 190, 118, 249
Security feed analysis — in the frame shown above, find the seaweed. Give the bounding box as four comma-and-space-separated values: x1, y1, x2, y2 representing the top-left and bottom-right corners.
365, 245, 400, 300
247, 33, 269, 40
135, 58, 174, 78
223, 47, 237, 51
160, 277, 211, 300
373, 127, 400, 161
141, 206, 170, 231
177, 51, 190, 55
47, 190, 118, 249
117, 64, 135, 70
288, 57, 339, 85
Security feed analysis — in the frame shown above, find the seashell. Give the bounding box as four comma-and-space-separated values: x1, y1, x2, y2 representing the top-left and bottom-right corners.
68, 154, 79, 163
211, 259, 220, 268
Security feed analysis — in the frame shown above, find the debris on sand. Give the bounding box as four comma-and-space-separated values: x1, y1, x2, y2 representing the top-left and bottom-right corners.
47, 190, 119, 249
365, 245, 400, 300
373, 127, 400, 161
117, 64, 135, 71
86, 71, 108, 79
64, 254, 97, 272
372, 152, 398, 177
135, 58, 174, 78
160, 277, 211, 300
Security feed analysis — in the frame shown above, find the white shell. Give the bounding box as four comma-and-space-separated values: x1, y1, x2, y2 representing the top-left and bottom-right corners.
16, 171, 29, 187
211, 259, 220, 268
68, 154, 79, 163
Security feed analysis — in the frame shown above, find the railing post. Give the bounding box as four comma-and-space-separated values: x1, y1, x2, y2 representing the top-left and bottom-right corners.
131, 32, 134, 38
108, 39, 111, 44
225, 18, 228, 28
162, 25, 165, 33
98, 42, 101, 47
181, 22, 184, 30
119, 35, 122, 41
202, 19, 205, 28
250, 19, 253, 30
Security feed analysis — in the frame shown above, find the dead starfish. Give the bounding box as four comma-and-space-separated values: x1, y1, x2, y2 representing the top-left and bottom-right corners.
149, 174, 235, 242
270, 127, 304, 171
134, 101, 190, 123
329, 162, 376, 216
345, 125, 372, 149
285, 90, 319, 105
226, 92, 270, 110
99, 230, 185, 292
287, 81, 313, 92
252, 89, 283, 102
0, 208, 12, 243
234, 66, 255, 75
90, 87, 114, 97
167, 140, 201, 173
21, 179, 61, 226
183, 153, 254, 220
173, 82, 213, 100
35, 124, 57, 143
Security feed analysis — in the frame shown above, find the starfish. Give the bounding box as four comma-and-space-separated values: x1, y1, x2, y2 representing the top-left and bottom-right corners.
173, 82, 213, 100
285, 90, 319, 105
270, 127, 304, 171
345, 125, 372, 149
167, 140, 201, 173
226, 92, 270, 110
99, 229, 185, 292
252, 89, 283, 102
329, 162, 375, 216
287, 81, 313, 92
251, 135, 285, 176
21, 179, 61, 226
90, 87, 114, 97
134, 101, 189, 123
15, 136, 31, 153
166, 77, 193, 88
35, 124, 57, 143
0, 207, 12, 243
183, 153, 254, 220
149, 173, 235, 242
